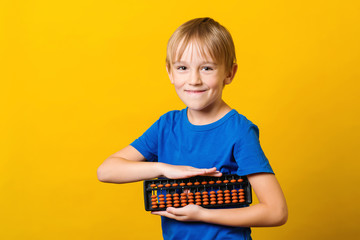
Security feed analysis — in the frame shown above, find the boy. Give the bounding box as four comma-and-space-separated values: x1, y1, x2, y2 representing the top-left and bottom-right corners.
97, 17, 288, 240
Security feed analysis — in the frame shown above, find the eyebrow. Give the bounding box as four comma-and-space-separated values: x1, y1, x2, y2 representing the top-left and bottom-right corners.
173, 61, 217, 65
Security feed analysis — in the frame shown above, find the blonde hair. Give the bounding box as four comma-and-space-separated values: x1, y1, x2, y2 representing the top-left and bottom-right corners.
166, 17, 236, 74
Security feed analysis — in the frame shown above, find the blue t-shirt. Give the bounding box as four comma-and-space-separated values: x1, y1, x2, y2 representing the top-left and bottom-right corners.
131, 108, 274, 240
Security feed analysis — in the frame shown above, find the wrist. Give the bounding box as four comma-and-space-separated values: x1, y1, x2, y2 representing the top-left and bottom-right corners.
155, 162, 166, 178
197, 207, 210, 222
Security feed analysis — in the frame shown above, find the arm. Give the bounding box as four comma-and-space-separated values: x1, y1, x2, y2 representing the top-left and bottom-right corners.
152, 173, 288, 227
97, 145, 222, 183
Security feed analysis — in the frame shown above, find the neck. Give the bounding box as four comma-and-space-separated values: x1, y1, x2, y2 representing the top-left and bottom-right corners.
187, 101, 232, 125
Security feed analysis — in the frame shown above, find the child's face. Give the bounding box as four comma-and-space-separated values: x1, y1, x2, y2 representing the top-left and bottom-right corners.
167, 42, 234, 112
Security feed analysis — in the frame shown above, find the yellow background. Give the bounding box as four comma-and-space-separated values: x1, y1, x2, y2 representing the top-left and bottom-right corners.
1, 0, 359, 239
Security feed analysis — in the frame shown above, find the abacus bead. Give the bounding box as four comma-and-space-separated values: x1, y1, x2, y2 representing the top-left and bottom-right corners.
159, 194, 164, 198
218, 201, 223, 204
201, 181, 208, 185
158, 184, 164, 188
174, 204, 180, 207
223, 180, 229, 183
240, 199, 245, 202
150, 184, 156, 188
217, 190, 223, 194
187, 182, 193, 186
180, 193, 187, 196
209, 181, 215, 184
166, 194, 172, 197
180, 183, 185, 186
188, 192, 194, 196
231, 189, 237, 193
151, 195, 157, 198
210, 201, 216, 205
202, 191, 208, 195
196, 202, 201, 205
224, 190, 230, 193
238, 179, 244, 182
225, 200, 231, 204
231, 179, 236, 183
152, 205, 158, 209
195, 192, 201, 195
173, 193, 179, 197
210, 198, 216, 201
165, 184, 171, 187
181, 203, 187, 207
210, 191, 216, 194
159, 198, 165, 201
203, 202, 209, 205
172, 183, 178, 187
216, 180, 222, 184
232, 200, 238, 203
160, 204, 165, 208
195, 182, 200, 185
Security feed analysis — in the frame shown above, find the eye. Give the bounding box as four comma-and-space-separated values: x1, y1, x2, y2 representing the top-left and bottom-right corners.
177, 66, 187, 71
202, 66, 213, 71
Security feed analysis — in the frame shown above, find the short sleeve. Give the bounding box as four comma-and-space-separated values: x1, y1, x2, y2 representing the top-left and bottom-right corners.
130, 120, 159, 162
234, 123, 274, 176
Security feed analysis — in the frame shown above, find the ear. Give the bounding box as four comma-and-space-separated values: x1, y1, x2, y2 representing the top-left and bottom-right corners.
166, 65, 174, 84
224, 63, 238, 85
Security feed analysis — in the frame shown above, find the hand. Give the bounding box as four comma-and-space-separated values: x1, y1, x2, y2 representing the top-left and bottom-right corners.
158, 163, 222, 179
151, 204, 206, 222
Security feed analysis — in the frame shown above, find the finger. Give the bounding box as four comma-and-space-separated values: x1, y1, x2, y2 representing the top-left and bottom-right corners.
151, 210, 167, 215
166, 207, 185, 216
152, 210, 179, 220
202, 171, 223, 177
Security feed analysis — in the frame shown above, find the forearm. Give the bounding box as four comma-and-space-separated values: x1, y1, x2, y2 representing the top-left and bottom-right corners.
97, 157, 163, 183
200, 203, 288, 227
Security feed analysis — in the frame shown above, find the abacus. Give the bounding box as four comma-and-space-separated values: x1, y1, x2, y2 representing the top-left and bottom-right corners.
144, 174, 252, 211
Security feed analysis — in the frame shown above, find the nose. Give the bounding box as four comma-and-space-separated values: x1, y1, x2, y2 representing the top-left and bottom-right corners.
188, 70, 202, 85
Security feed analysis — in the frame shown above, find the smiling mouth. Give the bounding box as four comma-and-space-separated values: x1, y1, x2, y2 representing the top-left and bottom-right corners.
185, 90, 207, 93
